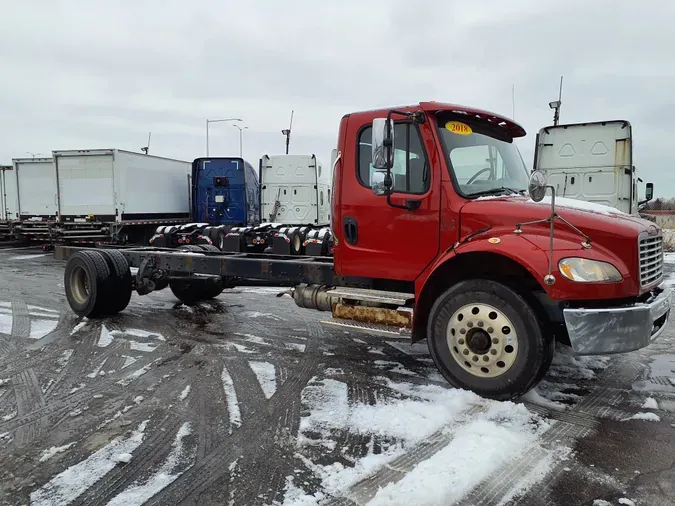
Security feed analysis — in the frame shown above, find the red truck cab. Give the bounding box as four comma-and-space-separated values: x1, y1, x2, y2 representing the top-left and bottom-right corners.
329, 101, 671, 399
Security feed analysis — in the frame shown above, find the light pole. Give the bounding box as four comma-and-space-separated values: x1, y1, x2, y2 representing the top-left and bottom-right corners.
206, 118, 242, 156
232, 124, 248, 158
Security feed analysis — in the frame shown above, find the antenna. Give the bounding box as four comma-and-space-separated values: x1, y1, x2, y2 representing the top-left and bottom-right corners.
512, 84, 515, 119
141, 132, 151, 155
281, 110, 294, 155
549, 76, 563, 126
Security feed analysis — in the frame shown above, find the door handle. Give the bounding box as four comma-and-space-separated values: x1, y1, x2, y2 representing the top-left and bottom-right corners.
344, 217, 358, 245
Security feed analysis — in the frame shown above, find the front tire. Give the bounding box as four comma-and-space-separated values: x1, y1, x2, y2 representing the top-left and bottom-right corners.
427, 279, 549, 400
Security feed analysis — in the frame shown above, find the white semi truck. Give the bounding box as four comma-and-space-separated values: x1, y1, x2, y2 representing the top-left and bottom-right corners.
532, 120, 654, 216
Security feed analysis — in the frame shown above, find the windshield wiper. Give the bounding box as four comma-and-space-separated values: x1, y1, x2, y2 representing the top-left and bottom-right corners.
469, 187, 525, 198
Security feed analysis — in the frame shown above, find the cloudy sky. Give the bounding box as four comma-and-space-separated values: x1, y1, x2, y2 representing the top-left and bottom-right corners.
2, 0, 674, 196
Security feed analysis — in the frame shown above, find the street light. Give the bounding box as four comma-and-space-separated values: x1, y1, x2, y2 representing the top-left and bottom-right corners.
232, 124, 248, 158
206, 117, 242, 156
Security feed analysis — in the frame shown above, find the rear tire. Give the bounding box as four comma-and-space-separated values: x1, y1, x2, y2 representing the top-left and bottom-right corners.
64, 251, 115, 318
427, 279, 549, 400
98, 250, 133, 314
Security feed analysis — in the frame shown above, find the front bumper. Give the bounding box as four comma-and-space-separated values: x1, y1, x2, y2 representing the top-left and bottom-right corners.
563, 284, 673, 355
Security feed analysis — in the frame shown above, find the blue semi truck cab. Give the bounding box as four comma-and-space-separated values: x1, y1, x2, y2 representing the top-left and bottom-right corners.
149, 157, 260, 249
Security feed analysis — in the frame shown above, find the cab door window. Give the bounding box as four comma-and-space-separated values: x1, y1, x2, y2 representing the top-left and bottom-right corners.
358, 122, 429, 195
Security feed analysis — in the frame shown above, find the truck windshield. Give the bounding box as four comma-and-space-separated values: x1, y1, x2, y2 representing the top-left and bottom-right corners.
436, 112, 530, 197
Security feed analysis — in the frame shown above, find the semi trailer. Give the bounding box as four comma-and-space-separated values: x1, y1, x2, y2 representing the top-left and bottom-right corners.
55, 101, 672, 400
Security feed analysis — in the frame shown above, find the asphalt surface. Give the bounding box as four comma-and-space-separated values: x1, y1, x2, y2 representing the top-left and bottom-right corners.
0, 244, 674, 506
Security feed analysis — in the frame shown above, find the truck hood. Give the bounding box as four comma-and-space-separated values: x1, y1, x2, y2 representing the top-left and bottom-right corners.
459, 195, 659, 295
459, 195, 651, 239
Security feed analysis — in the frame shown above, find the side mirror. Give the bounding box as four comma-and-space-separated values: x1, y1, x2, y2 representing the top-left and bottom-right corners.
372, 118, 394, 170
528, 170, 548, 202
645, 182, 654, 202
371, 170, 387, 196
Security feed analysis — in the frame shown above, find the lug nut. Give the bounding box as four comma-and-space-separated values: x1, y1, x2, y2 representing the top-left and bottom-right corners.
492, 338, 499, 345
467, 321, 473, 328
477, 321, 484, 328
460, 328, 466, 335
472, 356, 479, 362
483, 356, 489, 362
487, 327, 494, 334
490, 349, 497, 355
463, 349, 469, 355
458, 339, 465, 345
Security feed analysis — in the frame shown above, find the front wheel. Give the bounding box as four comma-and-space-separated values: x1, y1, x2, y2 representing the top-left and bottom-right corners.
427, 279, 549, 400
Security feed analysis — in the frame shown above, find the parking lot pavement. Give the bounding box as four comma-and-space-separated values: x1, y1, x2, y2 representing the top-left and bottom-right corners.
0, 246, 674, 506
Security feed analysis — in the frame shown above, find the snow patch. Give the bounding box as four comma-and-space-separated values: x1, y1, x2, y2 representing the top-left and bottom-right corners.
106, 422, 195, 506
529, 195, 627, 215
39, 442, 76, 462
642, 397, 659, 410
98, 325, 113, 347
249, 361, 277, 399
114, 453, 133, 464
116, 361, 157, 386
29, 420, 149, 506
299, 378, 349, 449
70, 320, 88, 335
0, 312, 12, 334
521, 388, 567, 411
128, 341, 158, 353
7, 253, 50, 260
221, 367, 242, 430
618, 499, 636, 506
55, 350, 74, 373
179, 385, 191, 401
29, 319, 59, 340
623, 412, 661, 422
2, 410, 17, 422
242, 311, 283, 321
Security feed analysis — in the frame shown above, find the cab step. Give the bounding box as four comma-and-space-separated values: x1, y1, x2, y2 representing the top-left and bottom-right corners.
326, 287, 414, 306
320, 318, 411, 339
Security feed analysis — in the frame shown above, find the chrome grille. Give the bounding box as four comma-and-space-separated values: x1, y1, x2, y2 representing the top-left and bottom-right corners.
639, 234, 664, 287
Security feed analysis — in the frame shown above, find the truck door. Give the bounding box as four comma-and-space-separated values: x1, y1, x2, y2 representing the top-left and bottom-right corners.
194, 159, 247, 225
338, 118, 441, 281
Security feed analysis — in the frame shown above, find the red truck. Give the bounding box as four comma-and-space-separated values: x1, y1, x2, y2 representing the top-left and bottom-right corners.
55, 101, 672, 400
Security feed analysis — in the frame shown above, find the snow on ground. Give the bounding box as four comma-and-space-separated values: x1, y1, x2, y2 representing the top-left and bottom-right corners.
106, 422, 195, 506
221, 366, 242, 430
179, 385, 191, 401
641, 397, 659, 410
291, 377, 555, 504
98, 325, 114, 347
242, 311, 284, 321
6, 253, 51, 260
39, 442, 76, 462
249, 361, 277, 399
29, 318, 59, 340
622, 412, 661, 422
30, 421, 149, 506
70, 320, 88, 335
0, 303, 12, 334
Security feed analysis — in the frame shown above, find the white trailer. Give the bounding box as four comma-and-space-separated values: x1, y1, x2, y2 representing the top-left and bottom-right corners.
0, 165, 19, 240
260, 154, 331, 226
53, 149, 191, 221
533, 120, 653, 216
11, 157, 58, 219
14, 149, 193, 247
1, 165, 19, 221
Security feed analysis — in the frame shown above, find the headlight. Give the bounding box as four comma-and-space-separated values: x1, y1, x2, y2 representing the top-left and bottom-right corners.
558, 258, 622, 283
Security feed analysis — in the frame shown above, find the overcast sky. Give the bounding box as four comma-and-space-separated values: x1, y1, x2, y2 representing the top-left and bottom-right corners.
2, 0, 674, 196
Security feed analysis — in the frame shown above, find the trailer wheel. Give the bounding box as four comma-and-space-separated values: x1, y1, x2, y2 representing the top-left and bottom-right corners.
179, 245, 204, 253
426, 279, 549, 401
169, 278, 223, 305
98, 250, 133, 314
290, 230, 304, 255
64, 251, 115, 318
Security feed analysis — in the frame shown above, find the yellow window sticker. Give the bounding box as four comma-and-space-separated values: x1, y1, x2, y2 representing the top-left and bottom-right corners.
445, 121, 473, 136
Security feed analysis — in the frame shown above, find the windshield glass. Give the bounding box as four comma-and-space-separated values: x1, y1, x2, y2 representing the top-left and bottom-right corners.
436, 112, 529, 197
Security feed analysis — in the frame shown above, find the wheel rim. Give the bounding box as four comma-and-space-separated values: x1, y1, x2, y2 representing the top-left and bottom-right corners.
70, 265, 90, 305
446, 303, 518, 378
